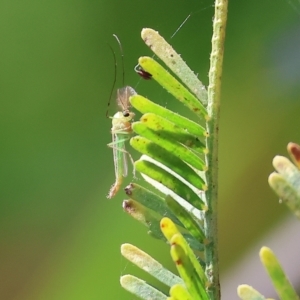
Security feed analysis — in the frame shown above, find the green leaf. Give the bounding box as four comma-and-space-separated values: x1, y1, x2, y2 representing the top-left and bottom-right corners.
138, 57, 207, 118
124, 183, 183, 226
269, 173, 300, 219
120, 274, 168, 300
169, 284, 193, 300
260, 246, 299, 300
237, 284, 267, 300
272, 155, 300, 187
269, 155, 300, 219
123, 187, 203, 252
123, 199, 165, 240
130, 94, 206, 138
140, 28, 208, 106
139, 113, 205, 153
130, 136, 205, 190
170, 238, 208, 300
165, 195, 205, 243
135, 159, 204, 210
132, 121, 205, 172
121, 243, 183, 287
160, 218, 206, 286
181, 234, 204, 253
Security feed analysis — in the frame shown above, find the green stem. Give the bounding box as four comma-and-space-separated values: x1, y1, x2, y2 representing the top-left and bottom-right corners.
204, 0, 228, 299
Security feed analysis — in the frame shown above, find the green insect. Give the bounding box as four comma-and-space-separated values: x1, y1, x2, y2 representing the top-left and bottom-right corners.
107, 86, 136, 199
106, 34, 136, 199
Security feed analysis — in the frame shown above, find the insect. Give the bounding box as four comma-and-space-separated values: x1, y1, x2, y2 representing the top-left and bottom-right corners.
107, 35, 136, 199
107, 86, 136, 199
134, 64, 152, 80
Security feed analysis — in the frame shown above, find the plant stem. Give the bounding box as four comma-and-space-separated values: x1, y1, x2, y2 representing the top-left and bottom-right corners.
204, 0, 228, 299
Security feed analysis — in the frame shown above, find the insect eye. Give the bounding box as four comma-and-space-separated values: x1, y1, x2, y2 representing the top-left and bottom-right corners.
123, 111, 130, 117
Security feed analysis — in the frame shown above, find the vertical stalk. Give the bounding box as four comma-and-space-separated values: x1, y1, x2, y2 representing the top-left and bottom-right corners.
204, 0, 228, 299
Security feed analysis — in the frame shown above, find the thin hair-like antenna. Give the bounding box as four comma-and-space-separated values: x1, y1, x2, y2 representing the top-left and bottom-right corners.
106, 43, 117, 118
170, 6, 213, 39
106, 34, 125, 118
113, 34, 125, 87
170, 13, 191, 39
134, 5, 212, 85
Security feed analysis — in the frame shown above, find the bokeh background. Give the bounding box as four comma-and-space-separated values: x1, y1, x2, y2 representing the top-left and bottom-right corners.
1, 0, 300, 299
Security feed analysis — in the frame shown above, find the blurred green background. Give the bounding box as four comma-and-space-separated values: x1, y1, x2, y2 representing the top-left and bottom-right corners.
1, 0, 300, 299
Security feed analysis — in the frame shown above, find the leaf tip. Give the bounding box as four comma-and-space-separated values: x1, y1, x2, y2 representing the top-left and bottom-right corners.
259, 246, 272, 259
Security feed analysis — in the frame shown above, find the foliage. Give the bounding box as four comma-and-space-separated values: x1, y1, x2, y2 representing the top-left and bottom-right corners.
117, 1, 300, 299
237, 143, 300, 300
120, 0, 228, 296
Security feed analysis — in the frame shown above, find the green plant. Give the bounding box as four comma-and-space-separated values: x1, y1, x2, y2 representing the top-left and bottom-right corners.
118, 0, 227, 298
115, 1, 300, 299
237, 142, 300, 300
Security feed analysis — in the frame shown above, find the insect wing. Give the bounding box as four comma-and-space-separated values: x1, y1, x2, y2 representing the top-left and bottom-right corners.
112, 133, 119, 179
122, 149, 128, 177
117, 86, 136, 111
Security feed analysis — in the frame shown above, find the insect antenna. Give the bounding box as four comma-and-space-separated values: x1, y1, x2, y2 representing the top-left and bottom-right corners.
170, 13, 191, 39
112, 34, 125, 87
134, 6, 213, 82
134, 13, 192, 81
106, 43, 117, 118
106, 34, 127, 118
